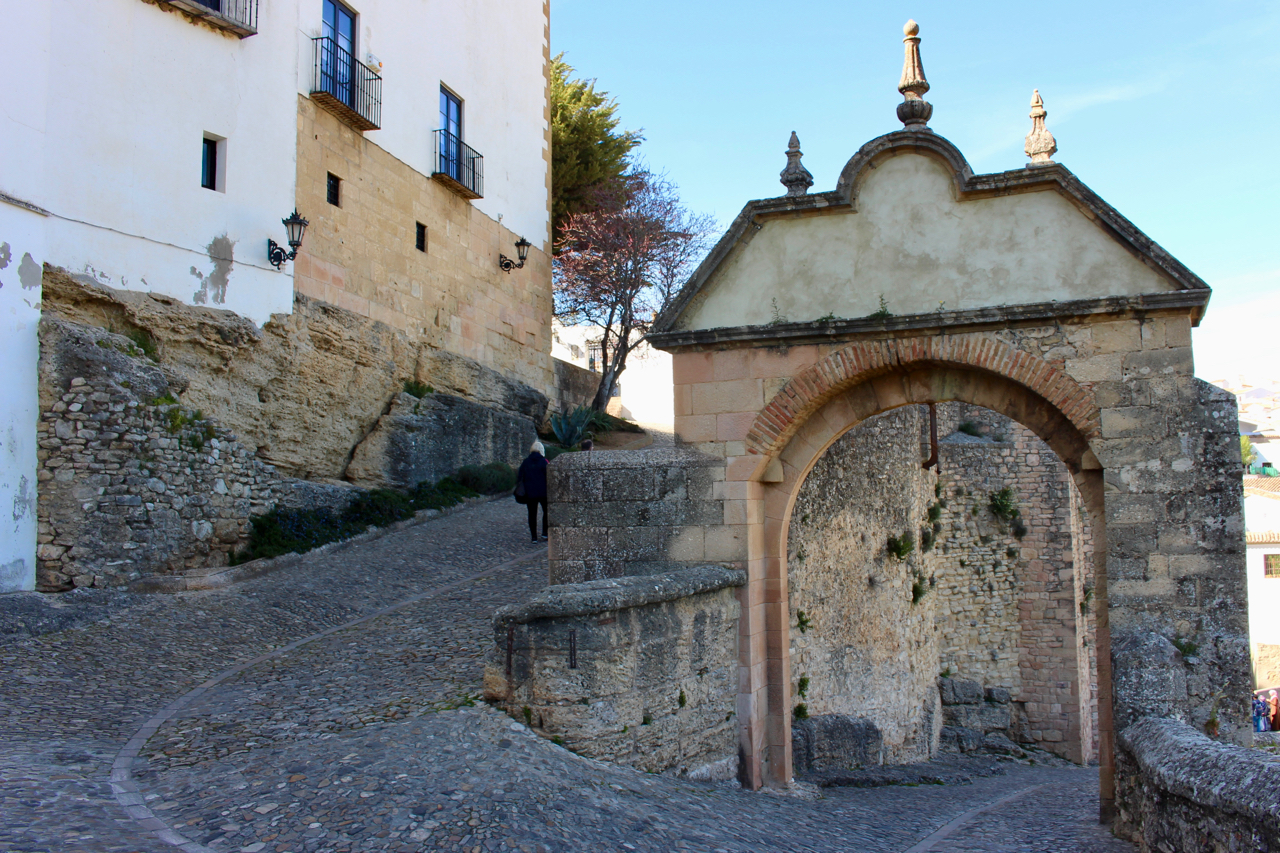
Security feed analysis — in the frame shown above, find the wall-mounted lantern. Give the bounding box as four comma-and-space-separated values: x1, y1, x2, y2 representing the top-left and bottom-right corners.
267, 210, 309, 270
499, 237, 532, 273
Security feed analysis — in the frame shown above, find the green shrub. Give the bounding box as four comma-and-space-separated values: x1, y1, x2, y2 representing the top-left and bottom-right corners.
796, 610, 813, 633
793, 703, 809, 721
550, 406, 595, 447
797, 675, 810, 699
887, 531, 915, 560
587, 410, 643, 434
989, 487, 1020, 523
125, 328, 158, 360
958, 421, 981, 437
921, 527, 936, 553
403, 379, 434, 398
453, 462, 516, 494
927, 503, 943, 523
233, 476, 478, 563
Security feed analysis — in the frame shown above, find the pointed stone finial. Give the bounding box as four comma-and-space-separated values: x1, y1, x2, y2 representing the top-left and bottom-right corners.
1024, 89, 1057, 166
779, 131, 814, 198
896, 19, 933, 130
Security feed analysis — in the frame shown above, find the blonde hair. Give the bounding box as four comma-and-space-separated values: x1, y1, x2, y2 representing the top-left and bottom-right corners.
530, 441, 545, 455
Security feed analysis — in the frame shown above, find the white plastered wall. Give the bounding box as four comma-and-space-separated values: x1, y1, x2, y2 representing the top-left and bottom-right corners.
0, 0, 51, 592
39, 0, 300, 325
680, 153, 1175, 331
294, 0, 550, 251
1246, 493, 1280, 676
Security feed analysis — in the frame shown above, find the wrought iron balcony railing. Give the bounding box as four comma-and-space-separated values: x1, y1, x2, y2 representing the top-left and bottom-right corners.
163, 0, 258, 36
310, 36, 382, 132
432, 129, 484, 199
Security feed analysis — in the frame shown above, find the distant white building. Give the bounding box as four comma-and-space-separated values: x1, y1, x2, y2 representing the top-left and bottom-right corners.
552, 321, 674, 427
1, 0, 552, 592
1245, 476, 1280, 690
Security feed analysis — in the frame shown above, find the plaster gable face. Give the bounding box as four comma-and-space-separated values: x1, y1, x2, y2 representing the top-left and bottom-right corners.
677, 153, 1174, 331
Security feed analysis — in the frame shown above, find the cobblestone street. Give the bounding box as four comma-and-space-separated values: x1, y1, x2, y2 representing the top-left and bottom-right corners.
1, 500, 1135, 853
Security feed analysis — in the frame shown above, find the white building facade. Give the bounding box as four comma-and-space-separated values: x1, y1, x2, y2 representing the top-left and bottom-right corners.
1245, 478, 1280, 689
0, 0, 553, 592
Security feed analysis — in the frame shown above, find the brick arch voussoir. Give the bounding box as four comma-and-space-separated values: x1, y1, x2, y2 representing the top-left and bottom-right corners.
745, 335, 1100, 458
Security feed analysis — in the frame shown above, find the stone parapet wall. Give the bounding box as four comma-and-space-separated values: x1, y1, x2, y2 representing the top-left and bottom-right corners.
34, 319, 360, 589
547, 448, 733, 585
484, 565, 745, 780
1115, 717, 1280, 851
553, 357, 598, 414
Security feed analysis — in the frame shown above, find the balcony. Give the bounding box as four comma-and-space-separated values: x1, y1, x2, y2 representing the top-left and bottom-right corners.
162, 0, 258, 37
432, 129, 484, 199
310, 36, 382, 132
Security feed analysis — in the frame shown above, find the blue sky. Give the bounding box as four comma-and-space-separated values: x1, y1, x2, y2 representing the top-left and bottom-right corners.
553, 1, 1280, 383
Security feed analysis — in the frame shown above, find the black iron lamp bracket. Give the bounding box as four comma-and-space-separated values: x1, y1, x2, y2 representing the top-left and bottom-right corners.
498, 253, 525, 273
267, 238, 298, 270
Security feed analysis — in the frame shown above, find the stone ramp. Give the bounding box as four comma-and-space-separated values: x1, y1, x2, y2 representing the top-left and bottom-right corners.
0, 498, 1134, 852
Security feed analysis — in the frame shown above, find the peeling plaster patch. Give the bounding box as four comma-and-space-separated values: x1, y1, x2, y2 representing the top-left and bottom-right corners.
12, 474, 33, 523
18, 252, 41, 289
0, 241, 10, 288
0, 558, 29, 591
191, 234, 235, 305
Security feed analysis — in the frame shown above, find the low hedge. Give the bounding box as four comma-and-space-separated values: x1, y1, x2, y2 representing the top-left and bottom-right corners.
232, 476, 479, 564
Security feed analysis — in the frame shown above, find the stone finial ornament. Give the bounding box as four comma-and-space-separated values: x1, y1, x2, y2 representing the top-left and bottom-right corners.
896, 19, 933, 130
1024, 89, 1057, 166
779, 131, 814, 198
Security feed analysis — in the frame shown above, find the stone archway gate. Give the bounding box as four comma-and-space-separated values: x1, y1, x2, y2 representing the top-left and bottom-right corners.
486, 95, 1260, 841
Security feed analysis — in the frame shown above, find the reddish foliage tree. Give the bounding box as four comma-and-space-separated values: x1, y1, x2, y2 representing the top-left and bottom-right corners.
554, 169, 715, 412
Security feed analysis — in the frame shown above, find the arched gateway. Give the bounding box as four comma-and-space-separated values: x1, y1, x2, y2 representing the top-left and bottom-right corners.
487, 24, 1252, 838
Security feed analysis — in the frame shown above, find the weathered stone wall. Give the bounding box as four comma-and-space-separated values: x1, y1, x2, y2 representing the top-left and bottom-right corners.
345, 391, 536, 490
34, 318, 356, 590
293, 96, 555, 401
41, 268, 549, 482
484, 566, 744, 779
1115, 717, 1280, 851
553, 357, 598, 414
547, 448, 732, 585
786, 406, 941, 764
930, 402, 1095, 763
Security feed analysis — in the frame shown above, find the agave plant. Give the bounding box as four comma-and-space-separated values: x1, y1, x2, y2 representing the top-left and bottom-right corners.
550, 405, 595, 448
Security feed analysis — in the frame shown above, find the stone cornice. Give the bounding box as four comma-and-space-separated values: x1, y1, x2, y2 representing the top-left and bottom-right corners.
653, 130, 1211, 337
648, 290, 1210, 352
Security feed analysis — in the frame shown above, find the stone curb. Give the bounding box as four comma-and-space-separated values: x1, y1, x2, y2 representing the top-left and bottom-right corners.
128, 492, 510, 593
493, 564, 746, 624
111, 545, 548, 853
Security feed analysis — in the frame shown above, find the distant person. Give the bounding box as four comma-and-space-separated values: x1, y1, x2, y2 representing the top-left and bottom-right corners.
516, 441, 549, 543
1271, 690, 1280, 732
1255, 692, 1271, 732
580, 438, 593, 452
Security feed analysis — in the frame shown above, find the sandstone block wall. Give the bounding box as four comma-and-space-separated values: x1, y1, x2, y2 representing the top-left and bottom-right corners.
547, 448, 734, 585
294, 97, 554, 400
484, 566, 744, 779
1115, 717, 1280, 851
34, 319, 355, 590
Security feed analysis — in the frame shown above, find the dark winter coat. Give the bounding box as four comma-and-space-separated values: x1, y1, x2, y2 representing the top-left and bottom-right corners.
516, 452, 548, 500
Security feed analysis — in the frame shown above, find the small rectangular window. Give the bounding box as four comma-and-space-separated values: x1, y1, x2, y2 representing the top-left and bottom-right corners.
415, 222, 427, 252
201, 137, 218, 190
1266, 554, 1280, 578
327, 172, 341, 206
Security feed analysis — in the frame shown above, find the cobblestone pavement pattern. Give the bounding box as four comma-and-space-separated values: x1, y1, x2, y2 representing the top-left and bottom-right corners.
1, 500, 1136, 853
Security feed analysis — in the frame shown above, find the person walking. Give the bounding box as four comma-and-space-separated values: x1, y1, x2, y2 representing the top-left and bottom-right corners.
516, 441, 549, 543
1270, 689, 1280, 733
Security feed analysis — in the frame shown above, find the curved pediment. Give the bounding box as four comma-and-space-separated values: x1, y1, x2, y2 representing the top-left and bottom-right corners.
654, 131, 1208, 340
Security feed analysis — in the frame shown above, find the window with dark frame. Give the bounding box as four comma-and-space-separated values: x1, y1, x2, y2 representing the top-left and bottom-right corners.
201, 138, 218, 190
1266, 554, 1280, 578
327, 172, 341, 206
415, 222, 427, 252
